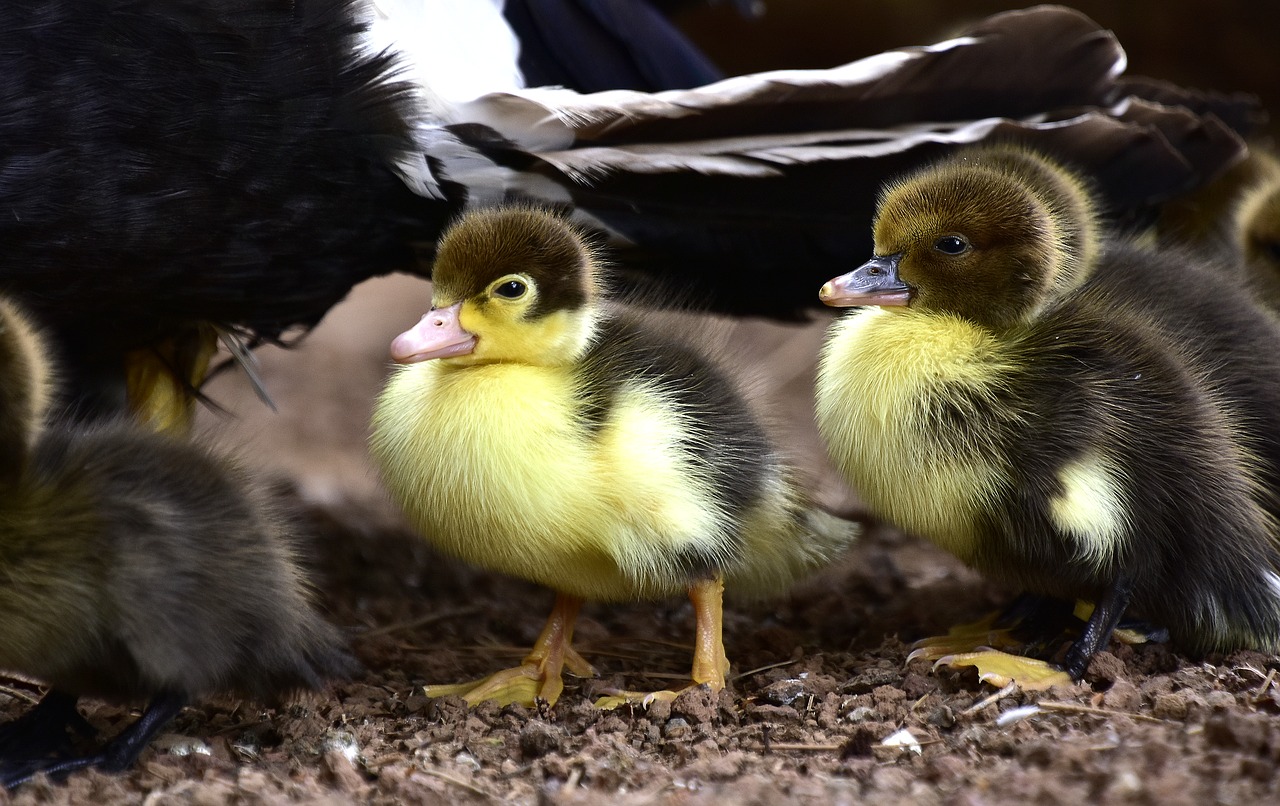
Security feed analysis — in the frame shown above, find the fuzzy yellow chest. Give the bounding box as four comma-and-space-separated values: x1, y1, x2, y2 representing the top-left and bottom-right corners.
815, 308, 1013, 561
370, 360, 729, 600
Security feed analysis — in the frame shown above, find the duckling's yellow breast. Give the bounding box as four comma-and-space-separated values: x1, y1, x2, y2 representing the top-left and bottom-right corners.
371, 360, 731, 601
815, 308, 1013, 561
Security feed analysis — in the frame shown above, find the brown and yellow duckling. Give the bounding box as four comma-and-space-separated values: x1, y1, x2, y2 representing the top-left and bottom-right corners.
1230, 150, 1280, 309
371, 206, 858, 708
1158, 148, 1280, 312
815, 145, 1280, 688
0, 298, 356, 788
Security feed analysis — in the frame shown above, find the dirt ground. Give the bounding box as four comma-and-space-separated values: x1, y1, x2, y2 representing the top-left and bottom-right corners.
4, 275, 1280, 805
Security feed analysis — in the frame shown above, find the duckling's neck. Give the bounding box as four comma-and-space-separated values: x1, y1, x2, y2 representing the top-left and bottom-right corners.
888, 303, 1037, 343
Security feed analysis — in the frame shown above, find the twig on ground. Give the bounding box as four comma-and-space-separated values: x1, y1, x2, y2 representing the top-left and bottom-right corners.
960, 682, 1017, 716
355, 606, 482, 639
1037, 700, 1166, 724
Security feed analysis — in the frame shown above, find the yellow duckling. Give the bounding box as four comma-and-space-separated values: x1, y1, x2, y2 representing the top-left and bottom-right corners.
0, 298, 356, 788
815, 145, 1280, 688
371, 207, 857, 708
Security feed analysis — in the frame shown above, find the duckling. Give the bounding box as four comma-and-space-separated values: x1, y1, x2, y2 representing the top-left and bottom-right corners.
1230, 151, 1280, 309
1157, 148, 1280, 311
0, 299, 357, 788
371, 206, 857, 708
815, 145, 1280, 688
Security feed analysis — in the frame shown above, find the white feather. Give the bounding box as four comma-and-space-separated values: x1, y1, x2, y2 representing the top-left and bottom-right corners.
356, 0, 523, 121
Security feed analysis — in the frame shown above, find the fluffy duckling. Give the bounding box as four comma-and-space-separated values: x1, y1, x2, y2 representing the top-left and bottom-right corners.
1157, 148, 1280, 311
1230, 150, 1280, 309
371, 207, 857, 708
815, 145, 1280, 688
0, 300, 357, 788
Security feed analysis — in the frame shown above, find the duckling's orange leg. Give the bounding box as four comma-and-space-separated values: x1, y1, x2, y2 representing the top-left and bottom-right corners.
596, 575, 730, 710
125, 325, 219, 434
424, 593, 596, 708
689, 576, 731, 688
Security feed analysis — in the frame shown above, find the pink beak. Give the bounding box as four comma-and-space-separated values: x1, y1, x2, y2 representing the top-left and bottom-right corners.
389, 302, 477, 364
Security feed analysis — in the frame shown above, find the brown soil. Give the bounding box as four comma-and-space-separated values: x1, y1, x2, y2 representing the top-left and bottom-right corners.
5, 276, 1280, 805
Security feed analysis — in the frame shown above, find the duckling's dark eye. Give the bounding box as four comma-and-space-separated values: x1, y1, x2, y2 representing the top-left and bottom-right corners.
493, 279, 527, 299
934, 235, 970, 255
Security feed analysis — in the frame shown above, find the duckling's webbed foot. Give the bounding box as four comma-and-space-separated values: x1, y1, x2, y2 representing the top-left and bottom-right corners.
931, 650, 1074, 690
932, 577, 1136, 690
908, 594, 1075, 663
0, 690, 94, 761
0, 691, 185, 790
424, 594, 595, 708
596, 576, 730, 710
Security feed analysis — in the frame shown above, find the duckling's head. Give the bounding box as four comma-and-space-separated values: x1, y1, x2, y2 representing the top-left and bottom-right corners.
1235, 173, 1280, 282
820, 147, 1100, 331
390, 207, 603, 367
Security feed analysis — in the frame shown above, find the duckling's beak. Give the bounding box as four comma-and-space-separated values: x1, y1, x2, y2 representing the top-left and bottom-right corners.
819, 255, 912, 307
389, 302, 477, 364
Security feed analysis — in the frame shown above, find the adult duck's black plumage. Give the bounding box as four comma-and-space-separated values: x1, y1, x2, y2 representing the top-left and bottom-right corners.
0, 0, 447, 430
0, 1, 1260, 429
815, 145, 1280, 688
0, 297, 357, 788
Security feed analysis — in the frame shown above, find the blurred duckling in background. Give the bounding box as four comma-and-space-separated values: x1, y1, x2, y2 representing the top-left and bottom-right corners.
371, 207, 858, 708
1230, 151, 1280, 309
815, 145, 1280, 689
1158, 148, 1280, 311
0, 299, 356, 788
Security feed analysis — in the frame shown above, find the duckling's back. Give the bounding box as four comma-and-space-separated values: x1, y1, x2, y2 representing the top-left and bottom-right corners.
1085, 239, 1280, 511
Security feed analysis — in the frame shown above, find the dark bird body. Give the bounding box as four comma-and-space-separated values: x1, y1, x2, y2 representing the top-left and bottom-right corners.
816, 147, 1280, 683
0, 299, 355, 787
1159, 149, 1280, 311
0, 0, 445, 421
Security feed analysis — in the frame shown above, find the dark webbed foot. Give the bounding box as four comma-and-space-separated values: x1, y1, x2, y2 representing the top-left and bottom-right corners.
1, 692, 186, 791
0, 691, 94, 759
